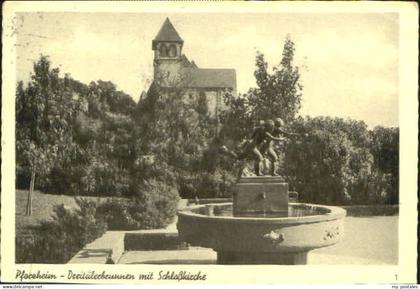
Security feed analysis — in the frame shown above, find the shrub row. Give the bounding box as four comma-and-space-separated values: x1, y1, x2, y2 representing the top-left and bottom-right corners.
16, 198, 107, 263
96, 180, 179, 230
16, 180, 180, 263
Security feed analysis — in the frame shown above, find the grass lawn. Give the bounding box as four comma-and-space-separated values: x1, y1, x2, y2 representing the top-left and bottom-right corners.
15, 190, 104, 233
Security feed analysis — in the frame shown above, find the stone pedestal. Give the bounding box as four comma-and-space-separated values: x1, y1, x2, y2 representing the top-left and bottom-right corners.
233, 176, 289, 217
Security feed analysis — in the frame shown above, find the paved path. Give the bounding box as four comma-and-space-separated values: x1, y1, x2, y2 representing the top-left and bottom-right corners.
312, 216, 398, 264
120, 247, 217, 264
118, 248, 387, 265
68, 217, 179, 264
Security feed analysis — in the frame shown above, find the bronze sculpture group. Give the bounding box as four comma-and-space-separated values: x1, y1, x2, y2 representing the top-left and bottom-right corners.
220, 117, 305, 177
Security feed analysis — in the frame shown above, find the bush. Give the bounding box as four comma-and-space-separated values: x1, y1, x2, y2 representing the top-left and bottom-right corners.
177, 169, 236, 199
95, 199, 139, 230
15, 233, 37, 263
283, 116, 398, 205
16, 198, 107, 263
96, 179, 179, 230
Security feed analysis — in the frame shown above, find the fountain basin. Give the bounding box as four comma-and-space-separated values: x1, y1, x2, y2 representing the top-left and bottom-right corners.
177, 203, 346, 264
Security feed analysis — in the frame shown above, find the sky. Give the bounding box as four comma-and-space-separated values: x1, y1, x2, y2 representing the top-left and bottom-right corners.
15, 12, 399, 128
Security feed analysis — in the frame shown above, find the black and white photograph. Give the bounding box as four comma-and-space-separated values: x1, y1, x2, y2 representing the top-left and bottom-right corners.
1, 1, 418, 284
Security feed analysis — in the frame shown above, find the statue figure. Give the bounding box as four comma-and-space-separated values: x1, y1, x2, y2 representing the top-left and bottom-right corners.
247, 120, 286, 176
220, 117, 308, 178
260, 118, 304, 176
220, 119, 286, 177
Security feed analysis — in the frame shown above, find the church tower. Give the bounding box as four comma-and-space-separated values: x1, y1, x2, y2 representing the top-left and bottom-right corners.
152, 18, 184, 86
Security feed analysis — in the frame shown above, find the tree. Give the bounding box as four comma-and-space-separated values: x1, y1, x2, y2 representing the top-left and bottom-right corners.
217, 37, 303, 178
283, 117, 356, 204
218, 92, 254, 146
87, 80, 136, 118
134, 73, 236, 198
281, 116, 400, 205
370, 126, 399, 204
136, 75, 216, 167
16, 56, 81, 215
219, 36, 302, 149
247, 36, 302, 123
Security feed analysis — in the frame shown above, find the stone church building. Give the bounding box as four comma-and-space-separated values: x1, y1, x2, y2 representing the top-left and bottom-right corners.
149, 18, 237, 117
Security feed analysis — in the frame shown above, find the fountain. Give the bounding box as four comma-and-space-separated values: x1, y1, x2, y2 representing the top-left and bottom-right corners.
177, 176, 346, 265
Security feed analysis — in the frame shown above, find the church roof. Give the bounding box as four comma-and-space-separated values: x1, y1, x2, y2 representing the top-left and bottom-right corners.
184, 68, 237, 90
152, 18, 183, 48
180, 54, 198, 68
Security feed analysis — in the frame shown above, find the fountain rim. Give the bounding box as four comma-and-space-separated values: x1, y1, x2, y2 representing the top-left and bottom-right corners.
177, 202, 346, 225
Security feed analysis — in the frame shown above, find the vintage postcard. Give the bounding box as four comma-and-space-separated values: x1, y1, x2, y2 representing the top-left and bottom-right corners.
1, 1, 418, 284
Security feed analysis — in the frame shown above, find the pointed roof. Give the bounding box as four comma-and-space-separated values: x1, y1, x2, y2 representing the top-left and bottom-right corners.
180, 54, 198, 68
152, 18, 183, 48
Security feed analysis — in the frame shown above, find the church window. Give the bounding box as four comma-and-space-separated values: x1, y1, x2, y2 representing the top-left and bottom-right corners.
169, 44, 177, 57
197, 91, 208, 115
160, 44, 168, 57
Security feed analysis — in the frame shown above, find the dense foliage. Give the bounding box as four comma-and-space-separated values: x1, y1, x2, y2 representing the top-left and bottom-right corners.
219, 37, 302, 145
16, 56, 180, 232
16, 198, 107, 263
248, 37, 302, 122
96, 180, 179, 230
283, 117, 398, 205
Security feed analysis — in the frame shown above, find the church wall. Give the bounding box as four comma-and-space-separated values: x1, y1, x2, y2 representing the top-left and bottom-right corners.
154, 60, 183, 87
205, 90, 218, 116
151, 21, 235, 121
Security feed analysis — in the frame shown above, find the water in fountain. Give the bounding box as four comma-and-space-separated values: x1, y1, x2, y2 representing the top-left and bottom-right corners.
196, 204, 328, 218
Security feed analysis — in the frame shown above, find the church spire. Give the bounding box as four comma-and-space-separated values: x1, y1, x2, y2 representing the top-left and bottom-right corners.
152, 18, 183, 49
